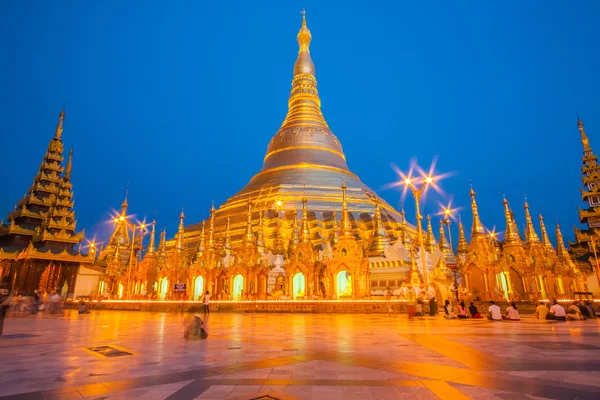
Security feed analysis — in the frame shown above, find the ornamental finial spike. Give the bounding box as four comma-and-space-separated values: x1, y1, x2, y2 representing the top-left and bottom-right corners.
298, 9, 311, 53
578, 114, 591, 151
55, 106, 65, 139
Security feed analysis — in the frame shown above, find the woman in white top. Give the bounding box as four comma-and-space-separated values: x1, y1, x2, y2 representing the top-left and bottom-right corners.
503, 302, 520, 321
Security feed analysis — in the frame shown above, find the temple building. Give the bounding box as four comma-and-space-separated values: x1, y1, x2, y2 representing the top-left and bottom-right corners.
0, 109, 94, 296
569, 117, 600, 294
459, 187, 586, 301
97, 15, 456, 302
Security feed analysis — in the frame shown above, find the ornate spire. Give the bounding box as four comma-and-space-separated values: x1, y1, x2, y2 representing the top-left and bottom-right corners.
158, 229, 167, 257
55, 107, 65, 139
424, 215, 437, 253
176, 207, 185, 251
538, 214, 554, 252
340, 180, 352, 236
147, 220, 156, 255
400, 209, 412, 247
470, 185, 486, 238
243, 199, 255, 245
259, 12, 349, 176
503, 197, 519, 245
330, 212, 339, 246
556, 223, 570, 257
457, 216, 469, 254
289, 211, 300, 249
208, 202, 215, 249
121, 189, 129, 215
256, 211, 265, 254
300, 196, 311, 243
578, 115, 591, 152
65, 149, 73, 180
438, 219, 454, 258
224, 217, 232, 250
368, 196, 391, 257
194, 221, 205, 261
524, 198, 540, 246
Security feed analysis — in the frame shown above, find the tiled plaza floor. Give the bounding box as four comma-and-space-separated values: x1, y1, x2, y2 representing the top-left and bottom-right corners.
0, 311, 599, 399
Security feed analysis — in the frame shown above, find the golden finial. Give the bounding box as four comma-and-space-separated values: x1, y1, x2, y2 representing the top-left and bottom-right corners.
176, 208, 185, 251
300, 196, 310, 243
424, 214, 437, 252
298, 9, 311, 53
502, 196, 518, 245
147, 219, 157, 254
121, 187, 129, 214
65, 148, 73, 180
180, 206, 185, 220
469, 184, 485, 238
538, 214, 554, 252
523, 196, 540, 245
577, 113, 591, 152
457, 215, 469, 254
340, 180, 352, 236
555, 222, 569, 256
55, 106, 65, 139
244, 198, 255, 245
208, 204, 215, 249
224, 216, 232, 250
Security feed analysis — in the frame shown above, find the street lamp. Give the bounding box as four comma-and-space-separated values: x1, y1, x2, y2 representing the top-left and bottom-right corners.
126, 221, 148, 300
443, 207, 454, 251
402, 176, 435, 293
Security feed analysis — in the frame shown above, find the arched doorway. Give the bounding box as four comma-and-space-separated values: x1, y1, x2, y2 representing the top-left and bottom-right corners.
194, 276, 204, 301
118, 283, 124, 299
509, 268, 524, 298
233, 274, 244, 300
159, 278, 169, 300
467, 265, 485, 300
496, 272, 509, 301
292, 272, 305, 299
337, 271, 352, 298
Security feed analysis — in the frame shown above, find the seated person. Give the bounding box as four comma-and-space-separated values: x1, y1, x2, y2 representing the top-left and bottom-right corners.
469, 302, 482, 318
78, 301, 90, 314
584, 301, 597, 319
547, 301, 566, 321
443, 299, 455, 319
487, 301, 502, 321
502, 302, 520, 321
535, 302, 549, 320
566, 303, 586, 321
575, 301, 591, 319
457, 301, 468, 319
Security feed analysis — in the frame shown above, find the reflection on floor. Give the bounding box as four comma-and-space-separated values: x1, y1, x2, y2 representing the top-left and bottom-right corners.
0, 311, 599, 399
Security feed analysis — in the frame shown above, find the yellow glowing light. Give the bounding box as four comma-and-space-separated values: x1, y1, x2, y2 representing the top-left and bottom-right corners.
119, 216, 125, 221
113, 218, 118, 223
444, 208, 451, 215
404, 178, 412, 185
276, 200, 283, 207
140, 224, 146, 229
424, 176, 433, 184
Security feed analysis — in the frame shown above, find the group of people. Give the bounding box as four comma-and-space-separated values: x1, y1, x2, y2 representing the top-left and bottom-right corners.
443, 300, 486, 319
535, 300, 597, 321
0, 290, 65, 316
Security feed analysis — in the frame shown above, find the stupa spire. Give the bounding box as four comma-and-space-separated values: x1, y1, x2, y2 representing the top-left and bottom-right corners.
470, 185, 486, 238
176, 207, 185, 251
208, 202, 215, 249
159, 229, 167, 257
224, 217, 232, 250
400, 209, 412, 247
121, 189, 129, 215
438, 219, 454, 258
65, 149, 73, 180
555, 223, 569, 257
300, 195, 311, 243
194, 221, 205, 261
243, 199, 255, 245
578, 115, 591, 152
457, 216, 469, 254
330, 212, 339, 246
340, 180, 352, 236
538, 214, 554, 252
256, 211, 265, 253
524, 198, 540, 245
424, 215, 437, 252
503, 197, 519, 245
368, 196, 391, 257
55, 107, 65, 139
147, 220, 157, 255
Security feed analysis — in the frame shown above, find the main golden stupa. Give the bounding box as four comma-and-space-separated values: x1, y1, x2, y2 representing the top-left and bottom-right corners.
184, 14, 404, 251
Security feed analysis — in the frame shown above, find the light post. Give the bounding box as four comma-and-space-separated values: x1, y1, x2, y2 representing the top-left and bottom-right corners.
123, 220, 147, 300
402, 176, 434, 293
443, 208, 454, 251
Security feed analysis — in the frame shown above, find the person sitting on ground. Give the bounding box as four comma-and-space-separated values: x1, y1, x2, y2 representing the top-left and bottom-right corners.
566, 302, 586, 321
584, 301, 597, 319
415, 297, 425, 318
469, 302, 482, 318
547, 300, 566, 321
457, 301, 468, 319
78, 300, 90, 315
535, 302, 549, 320
502, 302, 520, 321
487, 301, 502, 321
575, 301, 591, 319
443, 299, 455, 319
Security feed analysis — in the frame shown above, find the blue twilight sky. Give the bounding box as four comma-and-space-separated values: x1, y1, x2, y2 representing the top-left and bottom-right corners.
1, 1, 599, 248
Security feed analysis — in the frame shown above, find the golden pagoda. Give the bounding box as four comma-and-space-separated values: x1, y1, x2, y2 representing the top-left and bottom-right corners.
141, 14, 455, 302
0, 109, 90, 295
